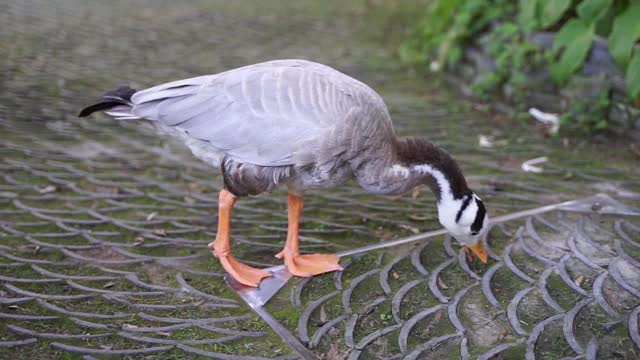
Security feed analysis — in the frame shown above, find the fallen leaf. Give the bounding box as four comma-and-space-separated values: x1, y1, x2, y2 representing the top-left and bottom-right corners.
133, 236, 145, 246
411, 187, 421, 199
478, 135, 494, 148
522, 156, 548, 173
392, 272, 399, 279
152, 229, 167, 237
319, 304, 327, 324
432, 310, 442, 322
437, 277, 448, 289
408, 214, 429, 221
326, 342, 348, 360
103, 282, 115, 289
37, 185, 57, 194
155, 331, 171, 337
528, 107, 559, 134
96, 186, 118, 194
400, 224, 420, 234
146, 212, 158, 221
188, 182, 204, 193
122, 324, 138, 330
575, 275, 584, 287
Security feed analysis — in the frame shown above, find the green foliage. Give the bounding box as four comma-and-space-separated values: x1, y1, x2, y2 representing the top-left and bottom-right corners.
401, 0, 640, 134
472, 23, 542, 101
539, 0, 572, 28
549, 19, 595, 83
576, 0, 612, 23
559, 90, 611, 133
399, 0, 515, 69
517, 0, 539, 31
532, 0, 640, 101
608, 2, 640, 68
626, 49, 640, 99
399, 0, 463, 64
546, 0, 615, 85
402, 0, 640, 136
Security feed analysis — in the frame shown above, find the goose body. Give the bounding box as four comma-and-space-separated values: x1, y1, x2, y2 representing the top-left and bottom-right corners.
80, 59, 489, 287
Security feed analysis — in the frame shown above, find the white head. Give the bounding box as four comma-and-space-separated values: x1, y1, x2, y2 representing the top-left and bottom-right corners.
399, 162, 490, 262
437, 192, 489, 260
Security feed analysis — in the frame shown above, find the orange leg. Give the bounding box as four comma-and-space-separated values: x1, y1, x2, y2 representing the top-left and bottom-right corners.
275, 193, 343, 277
208, 189, 271, 287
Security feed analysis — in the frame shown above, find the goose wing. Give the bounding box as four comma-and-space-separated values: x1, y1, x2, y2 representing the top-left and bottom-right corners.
130, 60, 381, 167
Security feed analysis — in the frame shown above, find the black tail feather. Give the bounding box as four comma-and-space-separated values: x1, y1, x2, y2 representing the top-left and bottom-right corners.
78, 85, 137, 118
78, 101, 122, 117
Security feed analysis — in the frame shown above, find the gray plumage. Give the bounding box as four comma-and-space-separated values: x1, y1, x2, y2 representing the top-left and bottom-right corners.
98, 59, 402, 196
80, 59, 490, 248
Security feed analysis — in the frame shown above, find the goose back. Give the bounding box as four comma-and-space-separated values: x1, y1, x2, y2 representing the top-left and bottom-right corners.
130, 59, 393, 168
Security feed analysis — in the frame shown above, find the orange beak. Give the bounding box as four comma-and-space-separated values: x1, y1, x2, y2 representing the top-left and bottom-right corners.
464, 241, 488, 264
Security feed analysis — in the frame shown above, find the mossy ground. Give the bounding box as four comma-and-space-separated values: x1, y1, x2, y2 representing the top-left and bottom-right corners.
2, 0, 640, 358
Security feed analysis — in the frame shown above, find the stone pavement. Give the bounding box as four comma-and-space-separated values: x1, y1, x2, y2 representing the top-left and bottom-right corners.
1, 1, 640, 359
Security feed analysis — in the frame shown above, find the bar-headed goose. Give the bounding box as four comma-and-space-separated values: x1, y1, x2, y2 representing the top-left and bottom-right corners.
80, 59, 489, 287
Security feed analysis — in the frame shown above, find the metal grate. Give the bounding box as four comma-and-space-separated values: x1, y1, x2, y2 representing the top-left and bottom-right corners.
253, 195, 640, 359
2, 0, 640, 358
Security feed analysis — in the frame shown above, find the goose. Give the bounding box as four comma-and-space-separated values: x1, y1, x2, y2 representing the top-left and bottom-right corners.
79, 59, 489, 287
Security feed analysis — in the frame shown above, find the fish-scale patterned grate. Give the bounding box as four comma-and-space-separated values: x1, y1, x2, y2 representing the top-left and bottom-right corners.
271, 204, 640, 359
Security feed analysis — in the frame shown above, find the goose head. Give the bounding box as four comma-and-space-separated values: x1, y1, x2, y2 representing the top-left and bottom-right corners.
393, 138, 490, 263
437, 192, 489, 262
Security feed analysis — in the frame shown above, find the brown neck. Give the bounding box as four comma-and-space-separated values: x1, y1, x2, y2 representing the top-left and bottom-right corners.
394, 137, 471, 201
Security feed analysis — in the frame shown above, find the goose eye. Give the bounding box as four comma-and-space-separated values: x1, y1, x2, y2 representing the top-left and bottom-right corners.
471, 231, 478, 236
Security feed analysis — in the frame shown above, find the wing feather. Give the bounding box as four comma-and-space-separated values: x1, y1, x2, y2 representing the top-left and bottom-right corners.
129, 60, 387, 166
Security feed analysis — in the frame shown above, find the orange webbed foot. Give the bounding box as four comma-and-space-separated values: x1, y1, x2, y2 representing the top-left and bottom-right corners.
276, 249, 343, 277
209, 242, 271, 287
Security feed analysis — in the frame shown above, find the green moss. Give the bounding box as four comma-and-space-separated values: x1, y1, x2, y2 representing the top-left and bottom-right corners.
400, 284, 441, 321
516, 290, 556, 333
536, 324, 574, 359
544, 273, 582, 311
419, 240, 450, 272
491, 266, 529, 308
439, 265, 476, 298
269, 305, 301, 331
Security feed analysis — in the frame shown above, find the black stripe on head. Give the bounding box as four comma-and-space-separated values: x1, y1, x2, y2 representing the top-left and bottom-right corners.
470, 197, 486, 233
455, 194, 473, 223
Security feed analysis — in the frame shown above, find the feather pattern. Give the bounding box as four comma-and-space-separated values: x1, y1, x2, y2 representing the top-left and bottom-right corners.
126, 60, 390, 167
79, 60, 461, 199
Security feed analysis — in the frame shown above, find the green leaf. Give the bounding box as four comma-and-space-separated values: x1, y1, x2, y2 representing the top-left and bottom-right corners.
552, 19, 585, 53
518, 0, 539, 31
577, 0, 612, 23
626, 49, 640, 100
550, 19, 595, 83
608, 2, 640, 68
539, 0, 572, 29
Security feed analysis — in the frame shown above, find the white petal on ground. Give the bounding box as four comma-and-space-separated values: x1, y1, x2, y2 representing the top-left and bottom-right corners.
522, 156, 548, 173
